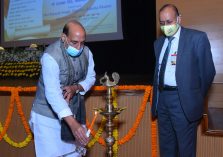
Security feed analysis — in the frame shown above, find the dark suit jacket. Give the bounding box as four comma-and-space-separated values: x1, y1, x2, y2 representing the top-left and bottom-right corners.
151, 27, 216, 122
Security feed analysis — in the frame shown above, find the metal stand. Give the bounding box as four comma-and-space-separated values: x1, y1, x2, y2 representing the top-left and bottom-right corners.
96, 72, 125, 157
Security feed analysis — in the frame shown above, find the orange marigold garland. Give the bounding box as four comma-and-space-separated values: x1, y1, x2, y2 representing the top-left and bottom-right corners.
150, 87, 158, 157
0, 85, 157, 157
15, 87, 35, 134
117, 86, 151, 145
86, 85, 152, 146
0, 87, 15, 141
0, 87, 33, 147
86, 116, 106, 147
111, 88, 119, 156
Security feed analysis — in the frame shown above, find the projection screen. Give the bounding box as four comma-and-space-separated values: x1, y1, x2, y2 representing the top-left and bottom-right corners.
0, 0, 123, 47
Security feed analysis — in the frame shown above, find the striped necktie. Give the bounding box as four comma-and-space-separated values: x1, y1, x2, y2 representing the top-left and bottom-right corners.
159, 37, 174, 88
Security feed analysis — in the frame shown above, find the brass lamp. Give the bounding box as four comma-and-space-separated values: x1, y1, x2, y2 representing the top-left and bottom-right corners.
96, 72, 125, 157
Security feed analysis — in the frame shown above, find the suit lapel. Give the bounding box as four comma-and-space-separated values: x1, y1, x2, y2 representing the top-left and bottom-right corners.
157, 37, 165, 58
153, 37, 165, 86
176, 27, 186, 72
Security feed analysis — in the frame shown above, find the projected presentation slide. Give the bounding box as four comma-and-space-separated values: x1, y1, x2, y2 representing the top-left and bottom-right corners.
3, 0, 118, 42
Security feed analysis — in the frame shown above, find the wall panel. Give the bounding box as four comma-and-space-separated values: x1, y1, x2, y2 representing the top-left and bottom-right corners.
156, 0, 223, 82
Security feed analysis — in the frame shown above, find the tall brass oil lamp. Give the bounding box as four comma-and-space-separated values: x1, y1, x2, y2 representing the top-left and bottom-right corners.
96, 72, 125, 157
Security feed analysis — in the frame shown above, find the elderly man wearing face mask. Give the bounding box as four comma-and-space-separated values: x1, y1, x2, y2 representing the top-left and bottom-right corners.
151, 4, 215, 157
29, 20, 96, 157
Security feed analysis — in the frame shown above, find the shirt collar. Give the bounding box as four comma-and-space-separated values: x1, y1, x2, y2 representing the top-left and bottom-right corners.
172, 26, 181, 39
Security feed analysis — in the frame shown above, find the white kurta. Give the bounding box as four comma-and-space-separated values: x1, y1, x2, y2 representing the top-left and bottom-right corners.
29, 49, 96, 157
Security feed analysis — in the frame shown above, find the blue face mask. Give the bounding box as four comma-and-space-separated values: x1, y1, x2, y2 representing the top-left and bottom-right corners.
66, 46, 83, 57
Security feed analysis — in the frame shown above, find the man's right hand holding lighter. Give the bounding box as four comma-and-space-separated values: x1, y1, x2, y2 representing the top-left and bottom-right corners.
63, 116, 89, 146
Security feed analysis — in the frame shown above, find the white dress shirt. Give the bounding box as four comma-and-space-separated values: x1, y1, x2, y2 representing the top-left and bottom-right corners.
158, 27, 181, 86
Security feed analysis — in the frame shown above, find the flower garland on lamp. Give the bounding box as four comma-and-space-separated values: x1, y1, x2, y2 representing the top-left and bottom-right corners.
87, 87, 119, 155
112, 87, 119, 157
86, 117, 106, 148
86, 85, 152, 147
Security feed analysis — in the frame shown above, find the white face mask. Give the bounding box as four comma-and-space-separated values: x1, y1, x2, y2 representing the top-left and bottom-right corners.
63, 36, 84, 57
66, 46, 83, 57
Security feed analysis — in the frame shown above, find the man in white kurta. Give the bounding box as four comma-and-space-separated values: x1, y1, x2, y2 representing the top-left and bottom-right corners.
29, 20, 96, 157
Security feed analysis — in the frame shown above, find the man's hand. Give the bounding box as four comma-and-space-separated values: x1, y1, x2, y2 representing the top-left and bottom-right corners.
63, 116, 89, 145
72, 125, 89, 146
62, 85, 78, 103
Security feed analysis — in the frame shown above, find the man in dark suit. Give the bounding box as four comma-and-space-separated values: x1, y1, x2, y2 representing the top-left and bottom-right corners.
151, 4, 216, 157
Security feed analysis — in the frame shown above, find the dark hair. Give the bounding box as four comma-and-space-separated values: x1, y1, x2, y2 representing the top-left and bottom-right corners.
62, 19, 85, 36
159, 4, 180, 16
